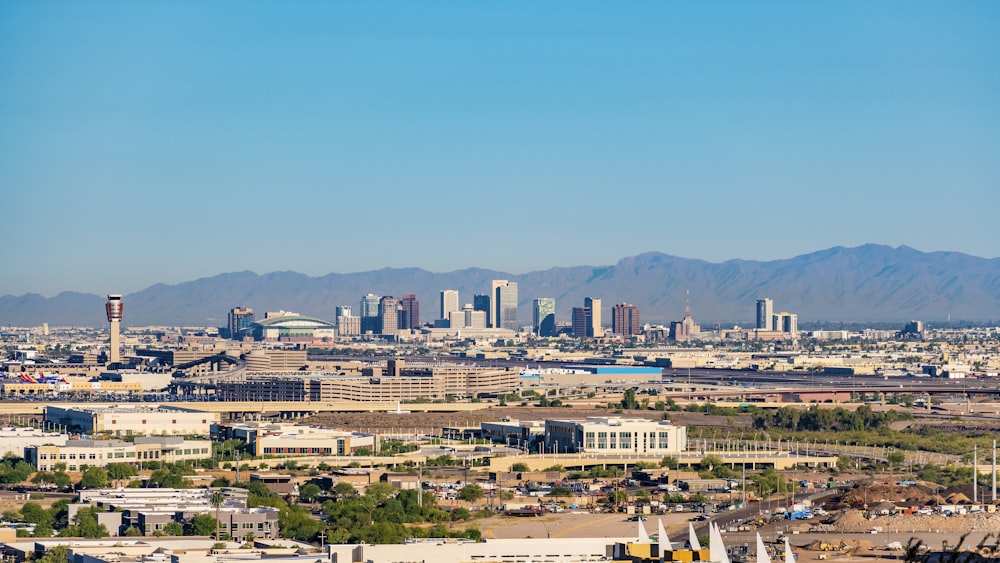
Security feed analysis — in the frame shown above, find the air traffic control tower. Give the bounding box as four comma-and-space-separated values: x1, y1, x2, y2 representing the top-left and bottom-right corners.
106, 294, 123, 364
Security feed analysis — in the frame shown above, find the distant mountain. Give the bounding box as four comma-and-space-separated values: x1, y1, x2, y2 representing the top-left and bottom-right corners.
2, 245, 998, 327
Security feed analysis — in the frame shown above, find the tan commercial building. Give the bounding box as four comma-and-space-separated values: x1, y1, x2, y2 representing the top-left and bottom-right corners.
212, 422, 375, 456
27, 437, 211, 471
1, 378, 143, 396
218, 361, 517, 402
45, 405, 220, 436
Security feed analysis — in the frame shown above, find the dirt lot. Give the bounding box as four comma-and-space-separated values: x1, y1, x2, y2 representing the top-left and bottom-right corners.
473, 510, 698, 540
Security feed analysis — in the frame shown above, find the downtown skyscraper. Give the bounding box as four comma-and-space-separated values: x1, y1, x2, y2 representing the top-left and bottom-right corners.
492, 280, 518, 331
612, 303, 641, 337
440, 290, 459, 322
399, 294, 419, 330
533, 298, 556, 337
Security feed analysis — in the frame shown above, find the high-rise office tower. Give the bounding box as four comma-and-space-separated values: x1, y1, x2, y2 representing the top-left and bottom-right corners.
584, 297, 603, 337
493, 280, 518, 331
571, 306, 591, 338
612, 303, 641, 337
449, 304, 487, 329
756, 298, 774, 330
533, 298, 556, 337
361, 293, 381, 334
399, 294, 419, 330
335, 305, 359, 336
337, 315, 361, 336
473, 294, 491, 327
774, 312, 798, 335
440, 290, 459, 322
378, 296, 400, 336
228, 306, 255, 341
106, 294, 123, 364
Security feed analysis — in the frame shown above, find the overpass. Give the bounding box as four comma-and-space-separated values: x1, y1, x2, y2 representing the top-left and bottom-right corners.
0, 400, 489, 417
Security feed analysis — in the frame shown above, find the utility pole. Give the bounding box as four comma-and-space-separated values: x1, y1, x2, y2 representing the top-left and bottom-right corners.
973, 444, 978, 504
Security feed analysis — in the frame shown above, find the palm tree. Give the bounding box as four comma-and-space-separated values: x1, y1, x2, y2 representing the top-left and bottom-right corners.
210, 490, 226, 540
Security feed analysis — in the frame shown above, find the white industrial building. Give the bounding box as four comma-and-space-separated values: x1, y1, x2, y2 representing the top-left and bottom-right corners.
544, 417, 687, 455
27, 437, 211, 471
0, 427, 68, 458
45, 405, 220, 436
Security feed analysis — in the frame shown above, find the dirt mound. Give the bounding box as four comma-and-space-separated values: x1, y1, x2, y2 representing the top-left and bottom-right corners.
835, 484, 937, 508
831, 509, 872, 532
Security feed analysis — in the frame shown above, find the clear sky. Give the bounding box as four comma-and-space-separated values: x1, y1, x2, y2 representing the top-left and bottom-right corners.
2, 2, 998, 296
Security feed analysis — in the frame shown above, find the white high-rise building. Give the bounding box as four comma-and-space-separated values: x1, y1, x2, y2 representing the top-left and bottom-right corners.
440, 290, 459, 321
773, 312, 798, 336
584, 297, 603, 338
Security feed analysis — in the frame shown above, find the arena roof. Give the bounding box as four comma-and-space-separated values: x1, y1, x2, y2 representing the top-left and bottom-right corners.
252, 315, 336, 329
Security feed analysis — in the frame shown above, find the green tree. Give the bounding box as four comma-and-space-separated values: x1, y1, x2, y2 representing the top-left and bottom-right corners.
210, 490, 226, 540
161, 521, 184, 536
33, 522, 54, 537
186, 513, 218, 536
0, 454, 34, 484
63, 506, 109, 538
887, 451, 906, 468
511, 462, 529, 472
105, 463, 138, 482
450, 507, 471, 521
148, 468, 193, 489
52, 472, 72, 488
456, 484, 484, 503
699, 455, 723, 472
20, 502, 53, 526
660, 456, 679, 469
280, 504, 323, 541
35, 545, 69, 563
622, 388, 639, 410
80, 467, 109, 489
546, 486, 572, 497
605, 490, 627, 503
836, 455, 853, 472
333, 482, 356, 498
210, 477, 232, 488
299, 483, 322, 503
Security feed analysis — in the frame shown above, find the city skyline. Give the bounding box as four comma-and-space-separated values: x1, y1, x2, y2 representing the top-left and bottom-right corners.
2, 2, 998, 296
2, 243, 999, 326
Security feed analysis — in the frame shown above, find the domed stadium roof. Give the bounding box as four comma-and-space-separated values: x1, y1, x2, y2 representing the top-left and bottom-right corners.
253, 315, 336, 329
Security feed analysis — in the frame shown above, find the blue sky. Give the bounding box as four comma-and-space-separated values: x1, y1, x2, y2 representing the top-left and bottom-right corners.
2, 2, 998, 296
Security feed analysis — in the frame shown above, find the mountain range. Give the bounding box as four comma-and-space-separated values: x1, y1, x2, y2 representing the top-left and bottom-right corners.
2, 244, 998, 327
